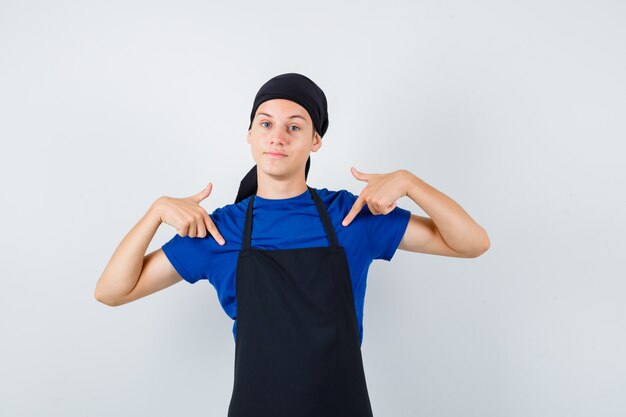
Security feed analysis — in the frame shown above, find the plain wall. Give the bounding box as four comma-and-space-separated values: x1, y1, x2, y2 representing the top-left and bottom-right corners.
1, 0, 624, 416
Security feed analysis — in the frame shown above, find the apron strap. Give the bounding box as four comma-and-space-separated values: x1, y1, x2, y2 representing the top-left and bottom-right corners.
242, 186, 339, 250
307, 186, 339, 248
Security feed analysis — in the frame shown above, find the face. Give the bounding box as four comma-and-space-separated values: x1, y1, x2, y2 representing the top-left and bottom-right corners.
247, 99, 322, 181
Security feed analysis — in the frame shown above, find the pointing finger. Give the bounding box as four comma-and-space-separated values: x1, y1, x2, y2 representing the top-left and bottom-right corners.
204, 213, 225, 245
342, 194, 366, 227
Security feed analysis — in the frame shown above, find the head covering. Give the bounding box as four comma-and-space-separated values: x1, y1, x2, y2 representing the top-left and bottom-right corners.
235, 73, 329, 204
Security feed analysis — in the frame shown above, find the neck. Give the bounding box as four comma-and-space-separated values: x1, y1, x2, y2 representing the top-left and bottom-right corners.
256, 171, 308, 200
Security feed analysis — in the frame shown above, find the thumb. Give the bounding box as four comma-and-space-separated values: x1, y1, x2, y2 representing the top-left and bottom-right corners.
351, 166, 369, 182
191, 182, 213, 203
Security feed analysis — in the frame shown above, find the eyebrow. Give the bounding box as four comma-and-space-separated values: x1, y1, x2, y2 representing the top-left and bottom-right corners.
256, 112, 308, 123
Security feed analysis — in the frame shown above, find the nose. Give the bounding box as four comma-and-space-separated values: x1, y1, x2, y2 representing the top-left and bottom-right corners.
269, 132, 287, 146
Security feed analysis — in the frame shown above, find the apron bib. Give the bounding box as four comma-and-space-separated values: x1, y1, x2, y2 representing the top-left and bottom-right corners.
227, 186, 374, 417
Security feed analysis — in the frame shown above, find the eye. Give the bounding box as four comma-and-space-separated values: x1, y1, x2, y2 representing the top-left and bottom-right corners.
260, 121, 270, 128
289, 125, 300, 132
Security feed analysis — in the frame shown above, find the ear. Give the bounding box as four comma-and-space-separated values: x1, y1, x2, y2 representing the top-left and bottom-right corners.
311, 132, 322, 153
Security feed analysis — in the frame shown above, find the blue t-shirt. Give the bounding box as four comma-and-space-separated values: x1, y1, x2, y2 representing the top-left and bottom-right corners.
161, 187, 411, 346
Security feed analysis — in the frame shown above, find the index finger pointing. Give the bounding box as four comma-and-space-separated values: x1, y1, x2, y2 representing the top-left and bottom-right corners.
204, 213, 226, 245
342, 194, 366, 226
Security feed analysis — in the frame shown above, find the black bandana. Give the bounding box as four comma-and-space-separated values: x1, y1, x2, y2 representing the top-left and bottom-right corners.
235, 73, 329, 204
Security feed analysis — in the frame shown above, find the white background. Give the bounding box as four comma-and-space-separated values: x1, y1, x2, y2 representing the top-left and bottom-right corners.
1, 0, 624, 416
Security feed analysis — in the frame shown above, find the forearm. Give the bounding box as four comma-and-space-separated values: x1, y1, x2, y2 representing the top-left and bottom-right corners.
94, 200, 163, 305
403, 171, 490, 256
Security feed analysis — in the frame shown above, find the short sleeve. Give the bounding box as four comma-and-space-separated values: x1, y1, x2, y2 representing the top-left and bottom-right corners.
161, 233, 209, 284
363, 205, 411, 262
343, 190, 411, 262
359, 198, 411, 261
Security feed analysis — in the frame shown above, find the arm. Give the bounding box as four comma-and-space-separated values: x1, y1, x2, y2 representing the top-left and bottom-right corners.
341, 167, 490, 258
398, 173, 490, 258
95, 183, 224, 306
94, 200, 182, 307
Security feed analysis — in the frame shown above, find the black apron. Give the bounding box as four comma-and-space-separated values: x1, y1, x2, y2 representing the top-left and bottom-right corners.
227, 186, 374, 417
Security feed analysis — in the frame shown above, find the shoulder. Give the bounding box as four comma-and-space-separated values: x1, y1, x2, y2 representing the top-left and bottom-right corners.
311, 187, 370, 230
313, 187, 371, 221
208, 197, 249, 224
208, 187, 358, 222
313, 187, 357, 208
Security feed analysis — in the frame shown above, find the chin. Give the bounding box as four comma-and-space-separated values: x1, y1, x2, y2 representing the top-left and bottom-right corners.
258, 165, 292, 179
257, 163, 281, 174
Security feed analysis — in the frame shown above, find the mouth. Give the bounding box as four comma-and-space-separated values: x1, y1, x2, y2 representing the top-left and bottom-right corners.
265, 152, 287, 158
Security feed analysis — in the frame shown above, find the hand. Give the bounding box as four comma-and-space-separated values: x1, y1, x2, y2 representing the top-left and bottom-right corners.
341, 167, 411, 227
153, 183, 226, 245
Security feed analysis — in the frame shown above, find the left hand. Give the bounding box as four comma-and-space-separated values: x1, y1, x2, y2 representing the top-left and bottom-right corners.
341, 167, 411, 226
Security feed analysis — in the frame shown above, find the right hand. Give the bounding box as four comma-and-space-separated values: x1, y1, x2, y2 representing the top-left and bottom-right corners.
153, 183, 225, 245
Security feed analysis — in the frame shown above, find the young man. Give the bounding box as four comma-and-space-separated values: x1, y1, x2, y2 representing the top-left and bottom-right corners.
95, 73, 490, 416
